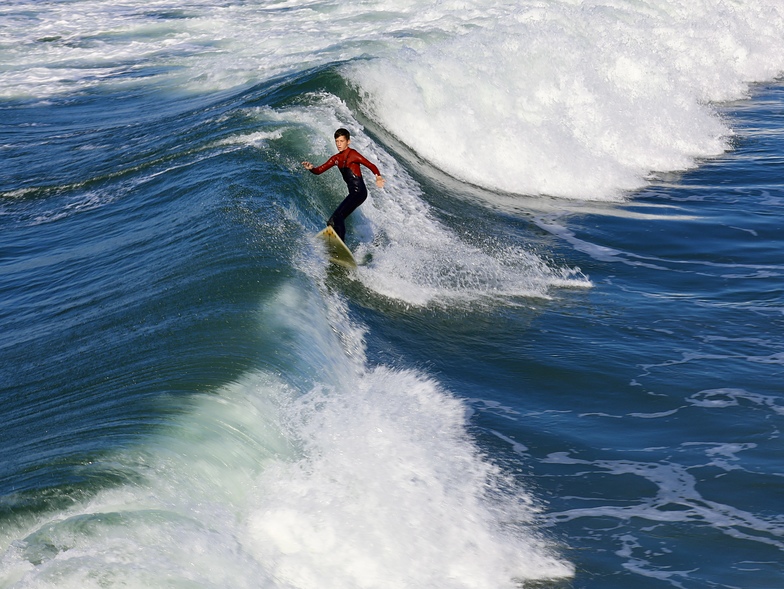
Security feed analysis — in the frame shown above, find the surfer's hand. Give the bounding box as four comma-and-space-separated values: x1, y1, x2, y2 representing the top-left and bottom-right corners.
302, 161, 313, 170
376, 175, 385, 189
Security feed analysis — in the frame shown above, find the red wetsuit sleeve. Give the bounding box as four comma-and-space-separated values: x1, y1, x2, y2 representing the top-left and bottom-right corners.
309, 154, 339, 175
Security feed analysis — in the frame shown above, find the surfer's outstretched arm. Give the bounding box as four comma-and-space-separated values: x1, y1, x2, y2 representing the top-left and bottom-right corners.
303, 154, 339, 175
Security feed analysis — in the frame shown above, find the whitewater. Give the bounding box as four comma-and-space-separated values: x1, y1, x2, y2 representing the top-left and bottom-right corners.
5, 0, 784, 198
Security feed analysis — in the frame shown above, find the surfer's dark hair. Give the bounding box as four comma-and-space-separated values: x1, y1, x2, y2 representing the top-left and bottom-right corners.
334, 128, 350, 140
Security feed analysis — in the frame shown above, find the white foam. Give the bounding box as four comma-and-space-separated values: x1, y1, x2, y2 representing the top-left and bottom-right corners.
5, 0, 784, 199
0, 0, 466, 98
218, 130, 283, 148
258, 95, 590, 307
246, 366, 571, 589
353, 142, 591, 305
344, 0, 784, 199
0, 282, 573, 587
688, 388, 784, 416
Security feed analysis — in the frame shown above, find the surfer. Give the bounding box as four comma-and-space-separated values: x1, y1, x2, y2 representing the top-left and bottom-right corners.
302, 128, 385, 242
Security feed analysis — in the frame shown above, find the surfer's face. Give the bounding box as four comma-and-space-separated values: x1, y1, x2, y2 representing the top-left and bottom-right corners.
335, 136, 350, 152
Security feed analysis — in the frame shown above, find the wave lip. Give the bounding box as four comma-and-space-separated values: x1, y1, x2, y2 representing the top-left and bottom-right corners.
345, 0, 784, 200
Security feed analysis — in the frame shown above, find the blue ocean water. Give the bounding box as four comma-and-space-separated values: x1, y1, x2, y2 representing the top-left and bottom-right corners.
1, 1, 783, 588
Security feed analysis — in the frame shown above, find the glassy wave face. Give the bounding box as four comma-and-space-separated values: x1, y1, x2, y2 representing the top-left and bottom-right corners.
1, 1, 783, 588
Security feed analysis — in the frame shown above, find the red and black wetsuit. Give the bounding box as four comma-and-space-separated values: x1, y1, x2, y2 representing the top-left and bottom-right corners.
309, 148, 380, 241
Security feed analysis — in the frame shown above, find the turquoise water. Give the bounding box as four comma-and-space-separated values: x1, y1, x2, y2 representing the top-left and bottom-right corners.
2, 2, 784, 588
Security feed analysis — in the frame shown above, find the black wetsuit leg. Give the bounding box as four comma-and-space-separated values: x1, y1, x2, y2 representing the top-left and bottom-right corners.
328, 170, 367, 241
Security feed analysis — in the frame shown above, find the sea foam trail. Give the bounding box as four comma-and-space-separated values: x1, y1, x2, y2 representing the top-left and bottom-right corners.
260, 95, 590, 307
345, 0, 784, 200
0, 283, 572, 588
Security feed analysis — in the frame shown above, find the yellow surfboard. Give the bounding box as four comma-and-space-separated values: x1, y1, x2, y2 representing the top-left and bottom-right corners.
316, 226, 357, 269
